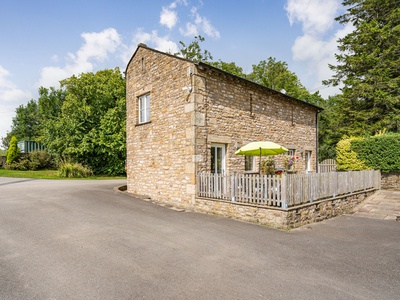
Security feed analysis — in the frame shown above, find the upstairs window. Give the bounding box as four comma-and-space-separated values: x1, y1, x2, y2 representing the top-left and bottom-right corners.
138, 94, 150, 124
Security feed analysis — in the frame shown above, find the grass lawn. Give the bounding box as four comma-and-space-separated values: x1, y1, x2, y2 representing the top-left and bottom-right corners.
0, 169, 126, 180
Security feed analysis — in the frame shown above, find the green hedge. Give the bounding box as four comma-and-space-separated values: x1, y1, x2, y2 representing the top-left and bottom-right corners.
351, 134, 400, 173
336, 133, 400, 173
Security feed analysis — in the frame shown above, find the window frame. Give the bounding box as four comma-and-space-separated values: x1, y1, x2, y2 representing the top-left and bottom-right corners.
138, 93, 150, 124
287, 149, 295, 157
244, 156, 255, 173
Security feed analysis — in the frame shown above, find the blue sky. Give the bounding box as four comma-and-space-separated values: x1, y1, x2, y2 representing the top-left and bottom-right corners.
0, 0, 353, 143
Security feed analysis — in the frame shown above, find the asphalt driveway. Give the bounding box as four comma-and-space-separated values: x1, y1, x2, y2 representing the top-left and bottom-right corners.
0, 177, 399, 299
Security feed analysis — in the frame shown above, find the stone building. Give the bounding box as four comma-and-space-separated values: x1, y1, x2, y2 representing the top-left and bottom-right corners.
126, 44, 322, 207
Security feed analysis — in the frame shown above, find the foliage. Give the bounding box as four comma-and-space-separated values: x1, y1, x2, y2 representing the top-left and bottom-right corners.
2, 100, 40, 148
351, 133, 400, 172
175, 35, 213, 62
324, 0, 400, 136
41, 68, 126, 175
317, 95, 346, 161
336, 137, 371, 171
209, 60, 246, 77
247, 58, 318, 103
6, 151, 55, 171
284, 155, 299, 170
58, 161, 93, 178
2, 69, 125, 175
6, 136, 20, 165
261, 157, 276, 175
0, 168, 126, 180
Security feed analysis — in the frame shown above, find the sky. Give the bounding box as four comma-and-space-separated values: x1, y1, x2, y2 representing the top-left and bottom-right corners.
0, 0, 354, 146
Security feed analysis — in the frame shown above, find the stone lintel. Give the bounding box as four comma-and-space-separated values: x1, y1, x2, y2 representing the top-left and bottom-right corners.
208, 134, 232, 144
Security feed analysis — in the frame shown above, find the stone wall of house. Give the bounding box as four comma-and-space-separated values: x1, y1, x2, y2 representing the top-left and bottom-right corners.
193, 66, 319, 175
126, 45, 321, 207
381, 172, 400, 190
126, 46, 196, 205
193, 190, 375, 229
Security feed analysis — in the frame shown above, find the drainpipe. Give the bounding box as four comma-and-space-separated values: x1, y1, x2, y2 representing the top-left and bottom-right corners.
316, 110, 321, 173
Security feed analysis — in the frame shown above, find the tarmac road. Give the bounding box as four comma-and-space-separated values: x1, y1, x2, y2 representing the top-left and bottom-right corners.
0, 177, 399, 300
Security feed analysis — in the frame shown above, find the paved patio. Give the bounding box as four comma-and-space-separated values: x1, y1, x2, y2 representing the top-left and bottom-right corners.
352, 189, 400, 220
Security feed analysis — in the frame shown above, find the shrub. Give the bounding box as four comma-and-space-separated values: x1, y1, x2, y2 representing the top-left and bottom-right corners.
6, 150, 55, 171
6, 136, 20, 165
29, 151, 55, 169
58, 162, 93, 178
336, 133, 400, 173
351, 133, 400, 173
336, 137, 369, 171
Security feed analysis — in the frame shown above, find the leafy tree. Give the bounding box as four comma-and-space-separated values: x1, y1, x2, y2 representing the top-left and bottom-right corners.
6, 136, 20, 165
8, 99, 40, 142
324, 0, 400, 135
1, 135, 11, 150
43, 68, 126, 175
210, 60, 246, 77
317, 95, 346, 161
175, 35, 213, 62
37, 87, 66, 146
247, 58, 316, 103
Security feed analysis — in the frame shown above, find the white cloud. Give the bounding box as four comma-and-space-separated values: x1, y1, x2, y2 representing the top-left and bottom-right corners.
160, 7, 178, 29
285, 0, 353, 97
0, 65, 32, 143
180, 22, 198, 37
122, 0, 219, 64
131, 29, 179, 54
0, 66, 31, 103
285, 0, 339, 35
37, 28, 122, 88
180, 6, 220, 38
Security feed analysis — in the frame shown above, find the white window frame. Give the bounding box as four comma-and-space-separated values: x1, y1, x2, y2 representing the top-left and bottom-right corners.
211, 143, 226, 174
138, 94, 150, 124
287, 149, 295, 157
305, 151, 312, 173
245, 156, 255, 172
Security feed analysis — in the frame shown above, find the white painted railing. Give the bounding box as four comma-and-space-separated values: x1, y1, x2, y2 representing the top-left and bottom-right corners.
196, 170, 381, 209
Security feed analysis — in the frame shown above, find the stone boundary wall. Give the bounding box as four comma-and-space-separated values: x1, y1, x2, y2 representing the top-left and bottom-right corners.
381, 172, 400, 191
193, 189, 376, 229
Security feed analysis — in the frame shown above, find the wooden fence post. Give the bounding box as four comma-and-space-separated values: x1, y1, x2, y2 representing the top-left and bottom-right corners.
281, 174, 288, 209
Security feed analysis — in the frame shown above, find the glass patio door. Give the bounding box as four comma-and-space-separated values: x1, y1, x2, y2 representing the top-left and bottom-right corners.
211, 143, 226, 174
210, 144, 226, 198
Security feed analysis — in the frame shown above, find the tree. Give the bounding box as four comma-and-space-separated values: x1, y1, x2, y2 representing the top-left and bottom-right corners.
324, 0, 400, 135
317, 95, 346, 160
8, 99, 40, 142
37, 87, 66, 146
247, 58, 316, 103
43, 68, 126, 175
6, 136, 20, 165
209, 60, 246, 77
175, 35, 213, 62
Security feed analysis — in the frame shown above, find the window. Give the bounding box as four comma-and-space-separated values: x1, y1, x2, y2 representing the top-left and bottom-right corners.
305, 151, 312, 173
138, 94, 150, 124
211, 143, 226, 174
245, 156, 254, 172
287, 149, 295, 156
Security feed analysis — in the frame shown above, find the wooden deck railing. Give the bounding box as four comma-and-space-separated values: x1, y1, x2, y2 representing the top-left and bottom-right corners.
196, 170, 381, 209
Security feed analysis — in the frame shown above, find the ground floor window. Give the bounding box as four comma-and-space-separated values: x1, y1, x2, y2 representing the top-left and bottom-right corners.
305, 151, 312, 172
211, 143, 226, 173
245, 156, 254, 172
